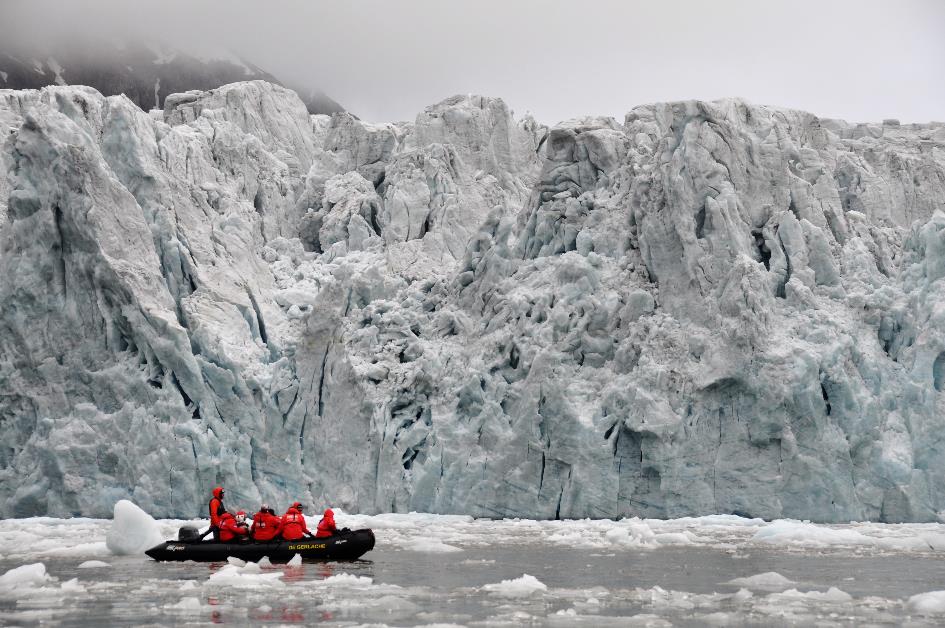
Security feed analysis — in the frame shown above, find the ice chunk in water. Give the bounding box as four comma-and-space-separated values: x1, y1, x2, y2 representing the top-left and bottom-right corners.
165, 597, 203, 611
322, 573, 373, 586
769, 587, 853, 603
60, 578, 86, 593
241, 561, 262, 574
908, 591, 945, 615
105, 500, 164, 555
77, 560, 110, 569
482, 574, 548, 597
206, 564, 284, 588
407, 539, 463, 553
226, 556, 246, 567
0, 563, 50, 589
726, 572, 795, 590
286, 553, 302, 566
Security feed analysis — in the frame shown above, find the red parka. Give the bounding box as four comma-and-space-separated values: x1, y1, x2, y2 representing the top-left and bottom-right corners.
280, 507, 310, 541
218, 512, 249, 542
209, 487, 226, 528
315, 508, 337, 538
251, 510, 283, 541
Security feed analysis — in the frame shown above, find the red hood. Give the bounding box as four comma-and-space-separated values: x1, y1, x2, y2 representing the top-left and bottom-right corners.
323, 509, 335, 521
212, 487, 224, 499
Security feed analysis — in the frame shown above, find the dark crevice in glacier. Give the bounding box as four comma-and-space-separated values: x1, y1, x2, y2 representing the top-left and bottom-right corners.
51, 204, 68, 298
934, 352, 945, 393
245, 288, 269, 347
253, 188, 264, 213
315, 344, 331, 418
694, 203, 707, 239
752, 230, 771, 270
168, 372, 199, 421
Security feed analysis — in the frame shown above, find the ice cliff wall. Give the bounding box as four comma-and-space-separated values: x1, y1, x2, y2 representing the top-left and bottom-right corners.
1, 81, 944, 523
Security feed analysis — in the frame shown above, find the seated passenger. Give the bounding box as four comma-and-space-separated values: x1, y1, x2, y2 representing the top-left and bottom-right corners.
281, 502, 311, 541
315, 508, 337, 538
251, 504, 283, 541
218, 511, 250, 542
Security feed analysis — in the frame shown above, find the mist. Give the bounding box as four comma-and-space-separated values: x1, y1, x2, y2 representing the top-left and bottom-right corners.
2, 0, 943, 124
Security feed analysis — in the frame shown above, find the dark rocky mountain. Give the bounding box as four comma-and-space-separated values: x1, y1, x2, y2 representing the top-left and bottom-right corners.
0, 43, 343, 115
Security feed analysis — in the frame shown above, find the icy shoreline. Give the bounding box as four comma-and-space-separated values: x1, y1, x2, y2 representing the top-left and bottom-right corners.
3, 512, 945, 625
2, 512, 945, 562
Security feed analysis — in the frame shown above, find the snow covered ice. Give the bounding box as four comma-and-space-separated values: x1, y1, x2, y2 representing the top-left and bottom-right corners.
1, 81, 945, 523
0, 513, 943, 625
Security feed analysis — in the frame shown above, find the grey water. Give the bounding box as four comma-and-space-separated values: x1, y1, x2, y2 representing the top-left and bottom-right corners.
3, 544, 945, 626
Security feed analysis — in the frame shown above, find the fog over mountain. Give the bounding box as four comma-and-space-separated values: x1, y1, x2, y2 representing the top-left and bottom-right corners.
0, 1, 944, 523
0, 38, 344, 115
1, 0, 943, 125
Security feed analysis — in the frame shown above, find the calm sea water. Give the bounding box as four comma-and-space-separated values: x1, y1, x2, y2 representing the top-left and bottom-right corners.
3, 541, 944, 626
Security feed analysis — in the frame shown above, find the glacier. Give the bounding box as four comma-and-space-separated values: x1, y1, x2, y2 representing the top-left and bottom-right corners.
0, 81, 944, 522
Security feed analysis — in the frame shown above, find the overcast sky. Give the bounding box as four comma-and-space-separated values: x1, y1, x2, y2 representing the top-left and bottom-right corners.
2, 0, 943, 125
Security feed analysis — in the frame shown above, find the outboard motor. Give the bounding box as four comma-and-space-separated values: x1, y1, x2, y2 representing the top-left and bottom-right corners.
178, 525, 201, 543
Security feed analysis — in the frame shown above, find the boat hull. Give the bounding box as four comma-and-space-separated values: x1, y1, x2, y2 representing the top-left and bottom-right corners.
144, 529, 375, 562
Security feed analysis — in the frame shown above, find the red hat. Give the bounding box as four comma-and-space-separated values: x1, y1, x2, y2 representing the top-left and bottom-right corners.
212, 487, 224, 499
292, 501, 303, 511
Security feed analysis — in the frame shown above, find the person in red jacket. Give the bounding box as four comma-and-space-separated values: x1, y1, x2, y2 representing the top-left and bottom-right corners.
281, 502, 312, 541
251, 504, 283, 541
315, 508, 337, 538
199, 486, 228, 541
219, 511, 250, 542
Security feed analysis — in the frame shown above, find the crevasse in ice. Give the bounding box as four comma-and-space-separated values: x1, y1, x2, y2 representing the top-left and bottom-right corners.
1, 82, 944, 522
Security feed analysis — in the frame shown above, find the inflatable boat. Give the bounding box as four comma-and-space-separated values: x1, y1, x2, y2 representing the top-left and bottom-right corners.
145, 527, 375, 562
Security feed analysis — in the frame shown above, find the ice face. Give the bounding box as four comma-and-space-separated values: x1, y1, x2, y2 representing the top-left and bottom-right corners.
1, 83, 945, 522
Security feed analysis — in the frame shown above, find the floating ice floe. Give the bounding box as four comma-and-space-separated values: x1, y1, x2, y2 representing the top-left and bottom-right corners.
206, 563, 284, 588
0, 562, 87, 601
164, 597, 203, 611
751, 519, 945, 551
77, 560, 110, 569
726, 571, 796, 590
320, 573, 374, 586
908, 591, 945, 615
105, 500, 164, 556
0, 563, 50, 589
766, 587, 853, 603
406, 539, 463, 553
482, 574, 548, 597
